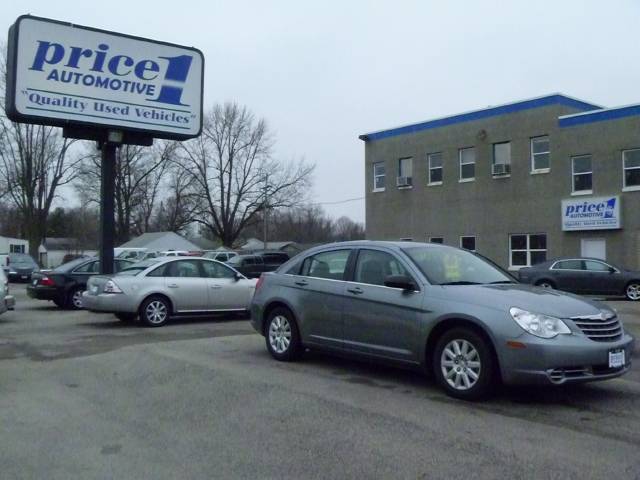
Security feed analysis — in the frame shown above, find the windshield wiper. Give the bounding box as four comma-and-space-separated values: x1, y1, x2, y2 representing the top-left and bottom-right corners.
438, 281, 481, 285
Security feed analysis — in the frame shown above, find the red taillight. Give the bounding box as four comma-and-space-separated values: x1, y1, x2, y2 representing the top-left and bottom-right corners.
255, 274, 264, 291
39, 276, 55, 287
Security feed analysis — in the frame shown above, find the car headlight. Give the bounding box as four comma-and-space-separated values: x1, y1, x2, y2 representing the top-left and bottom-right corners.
509, 307, 571, 339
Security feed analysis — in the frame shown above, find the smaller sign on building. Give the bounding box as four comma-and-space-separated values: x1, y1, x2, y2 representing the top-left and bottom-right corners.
561, 196, 621, 231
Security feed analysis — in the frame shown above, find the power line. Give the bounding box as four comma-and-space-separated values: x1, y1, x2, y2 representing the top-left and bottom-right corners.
310, 196, 365, 206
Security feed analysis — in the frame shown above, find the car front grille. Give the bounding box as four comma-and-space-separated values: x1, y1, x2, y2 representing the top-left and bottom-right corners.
570, 314, 623, 342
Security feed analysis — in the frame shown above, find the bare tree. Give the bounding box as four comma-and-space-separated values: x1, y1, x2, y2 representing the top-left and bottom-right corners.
179, 102, 314, 247
152, 161, 198, 233
0, 46, 81, 260
76, 141, 176, 243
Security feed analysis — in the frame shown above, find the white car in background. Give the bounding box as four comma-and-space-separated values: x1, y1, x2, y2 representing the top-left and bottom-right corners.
82, 257, 257, 327
0, 267, 15, 315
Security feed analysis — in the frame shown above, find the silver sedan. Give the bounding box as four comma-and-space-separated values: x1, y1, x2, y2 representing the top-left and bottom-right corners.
82, 257, 257, 327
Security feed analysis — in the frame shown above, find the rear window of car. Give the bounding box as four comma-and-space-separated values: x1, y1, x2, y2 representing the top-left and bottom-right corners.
554, 260, 583, 270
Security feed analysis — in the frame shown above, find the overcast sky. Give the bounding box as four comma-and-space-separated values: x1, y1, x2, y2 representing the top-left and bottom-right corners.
4, 0, 640, 223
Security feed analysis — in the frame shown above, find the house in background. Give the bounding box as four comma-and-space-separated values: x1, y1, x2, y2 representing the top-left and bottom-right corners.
118, 231, 201, 252
240, 238, 303, 256
0, 236, 29, 255
38, 237, 96, 268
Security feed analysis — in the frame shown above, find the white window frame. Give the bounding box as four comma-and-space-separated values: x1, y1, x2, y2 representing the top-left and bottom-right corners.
622, 148, 640, 192
397, 157, 413, 189
372, 161, 385, 192
428, 152, 443, 186
530, 135, 550, 174
509, 233, 547, 270
459, 236, 476, 252
571, 154, 593, 195
459, 147, 475, 183
428, 236, 444, 244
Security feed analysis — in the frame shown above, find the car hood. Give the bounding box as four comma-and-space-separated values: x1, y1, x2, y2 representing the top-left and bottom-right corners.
432, 283, 610, 318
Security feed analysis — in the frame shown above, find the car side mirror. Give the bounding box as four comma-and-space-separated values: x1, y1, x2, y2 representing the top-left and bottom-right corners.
384, 274, 417, 291
234, 272, 243, 281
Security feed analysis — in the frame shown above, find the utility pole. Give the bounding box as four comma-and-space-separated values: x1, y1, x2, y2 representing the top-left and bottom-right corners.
262, 173, 269, 249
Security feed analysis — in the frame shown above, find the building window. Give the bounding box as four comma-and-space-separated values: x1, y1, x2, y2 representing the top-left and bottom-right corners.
510, 234, 547, 268
623, 149, 640, 190
9, 244, 25, 253
492, 142, 511, 176
460, 236, 476, 251
571, 155, 592, 194
531, 136, 550, 172
429, 237, 444, 244
428, 152, 443, 185
397, 157, 413, 187
459, 147, 475, 182
373, 162, 385, 191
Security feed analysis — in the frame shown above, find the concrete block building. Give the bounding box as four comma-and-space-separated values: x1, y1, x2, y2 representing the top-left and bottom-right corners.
360, 94, 640, 271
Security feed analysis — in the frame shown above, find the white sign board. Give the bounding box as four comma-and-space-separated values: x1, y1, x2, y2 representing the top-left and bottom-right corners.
6, 15, 203, 140
561, 196, 621, 231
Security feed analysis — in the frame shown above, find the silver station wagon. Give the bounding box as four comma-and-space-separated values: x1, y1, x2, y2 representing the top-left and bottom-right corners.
250, 241, 635, 399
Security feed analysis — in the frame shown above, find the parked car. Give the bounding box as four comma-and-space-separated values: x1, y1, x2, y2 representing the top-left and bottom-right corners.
27, 257, 134, 309
5, 253, 39, 282
227, 251, 290, 278
250, 241, 634, 400
203, 251, 238, 263
518, 257, 640, 300
82, 257, 257, 327
0, 267, 15, 315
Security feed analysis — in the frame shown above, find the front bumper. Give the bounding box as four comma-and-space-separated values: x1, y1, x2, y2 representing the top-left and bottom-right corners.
500, 332, 635, 385
81, 292, 137, 314
5, 294, 15, 310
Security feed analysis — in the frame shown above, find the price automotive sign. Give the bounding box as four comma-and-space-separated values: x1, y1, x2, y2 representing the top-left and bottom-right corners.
5, 15, 204, 140
561, 196, 622, 231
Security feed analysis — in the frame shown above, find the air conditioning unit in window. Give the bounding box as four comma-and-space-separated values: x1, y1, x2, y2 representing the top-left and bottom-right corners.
492, 163, 511, 176
397, 176, 413, 187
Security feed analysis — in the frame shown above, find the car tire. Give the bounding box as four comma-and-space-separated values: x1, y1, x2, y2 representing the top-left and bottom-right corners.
625, 282, 640, 301
139, 296, 171, 327
265, 307, 303, 361
535, 280, 555, 289
66, 287, 85, 310
433, 328, 496, 400
53, 298, 64, 308
115, 313, 137, 323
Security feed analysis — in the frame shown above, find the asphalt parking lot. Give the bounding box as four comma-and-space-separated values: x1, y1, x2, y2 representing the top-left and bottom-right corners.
1, 284, 639, 479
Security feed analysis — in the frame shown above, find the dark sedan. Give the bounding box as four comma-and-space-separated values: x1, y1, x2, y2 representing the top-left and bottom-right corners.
4, 253, 39, 282
27, 257, 133, 309
518, 257, 640, 300
226, 252, 290, 278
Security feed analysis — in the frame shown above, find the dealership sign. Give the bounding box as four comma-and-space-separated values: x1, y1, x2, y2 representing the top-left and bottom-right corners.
561, 196, 621, 231
5, 15, 204, 140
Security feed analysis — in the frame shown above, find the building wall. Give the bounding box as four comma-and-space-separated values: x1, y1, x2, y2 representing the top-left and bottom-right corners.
364, 103, 640, 270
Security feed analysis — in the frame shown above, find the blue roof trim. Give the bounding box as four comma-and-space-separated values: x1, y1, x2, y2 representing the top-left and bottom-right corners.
559, 104, 640, 127
359, 94, 601, 142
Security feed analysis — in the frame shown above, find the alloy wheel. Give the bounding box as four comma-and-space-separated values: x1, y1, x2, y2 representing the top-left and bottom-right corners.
72, 290, 84, 309
440, 339, 482, 391
269, 315, 292, 354
145, 300, 168, 324
627, 283, 640, 301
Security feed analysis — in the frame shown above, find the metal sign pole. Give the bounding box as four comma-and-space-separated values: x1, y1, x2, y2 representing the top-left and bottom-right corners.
99, 131, 121, 275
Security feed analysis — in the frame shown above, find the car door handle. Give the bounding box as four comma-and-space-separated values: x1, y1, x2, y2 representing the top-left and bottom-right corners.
211, 285, 222, 289
168, 283, 179, 288
294, 280, 308, 286
347, 287, 364, 295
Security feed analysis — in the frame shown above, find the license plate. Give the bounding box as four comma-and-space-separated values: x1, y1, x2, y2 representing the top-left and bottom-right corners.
609, 349, 625, 368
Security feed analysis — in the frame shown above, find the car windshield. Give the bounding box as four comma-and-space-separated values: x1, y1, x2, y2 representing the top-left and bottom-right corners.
402, 246, 513, 285
9, 253, 37, 266
117, 259, 161, 276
